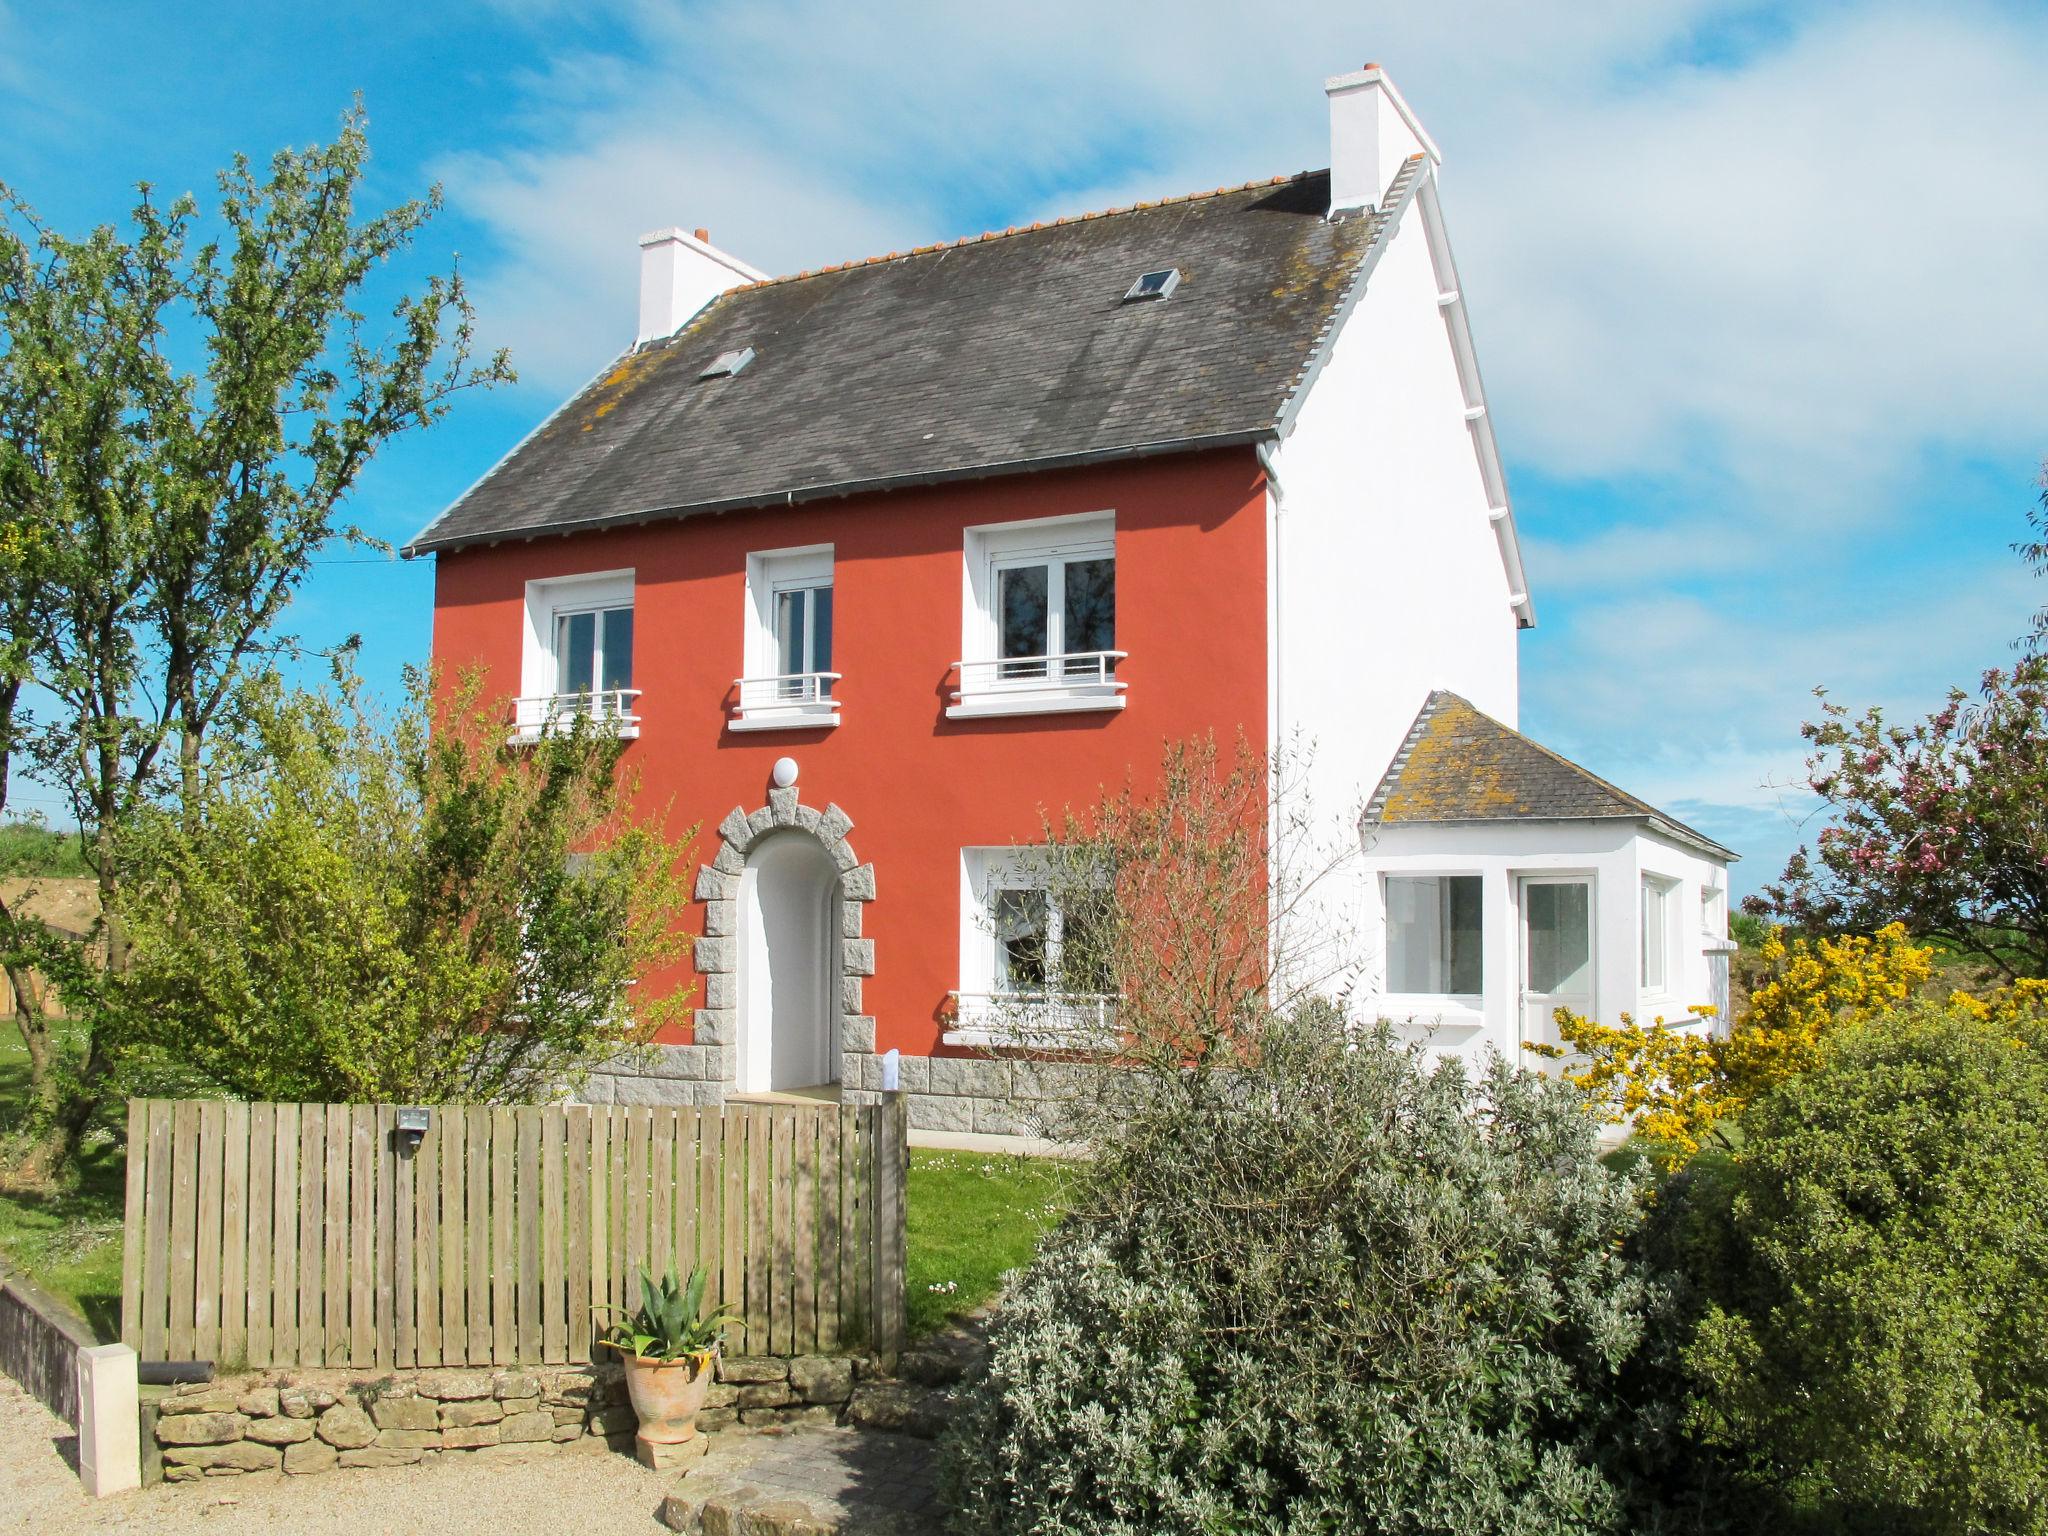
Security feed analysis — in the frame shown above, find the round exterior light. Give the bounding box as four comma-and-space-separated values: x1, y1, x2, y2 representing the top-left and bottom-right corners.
771, 756, 799, 789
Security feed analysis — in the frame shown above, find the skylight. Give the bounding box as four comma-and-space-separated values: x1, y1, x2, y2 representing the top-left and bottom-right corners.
1123, 268, 1181, 303
700, 346, 756, 379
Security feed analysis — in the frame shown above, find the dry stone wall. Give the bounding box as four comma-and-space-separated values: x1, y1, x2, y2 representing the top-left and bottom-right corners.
148, 1352, 864, 1486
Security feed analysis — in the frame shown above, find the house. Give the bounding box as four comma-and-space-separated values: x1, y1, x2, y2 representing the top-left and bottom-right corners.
409, 66, 1735, 1131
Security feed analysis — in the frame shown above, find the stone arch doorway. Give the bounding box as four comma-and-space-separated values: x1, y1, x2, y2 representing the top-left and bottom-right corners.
692, 784, 879, 1103
737, 831, 839, 1092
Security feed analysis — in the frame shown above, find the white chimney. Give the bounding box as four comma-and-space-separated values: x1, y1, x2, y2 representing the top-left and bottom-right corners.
1324, 64, 1441, 218
636, 226, 769, 347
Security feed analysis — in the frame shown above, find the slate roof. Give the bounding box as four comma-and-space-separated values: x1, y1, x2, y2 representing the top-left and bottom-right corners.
406, 166, 1408, 555
1364, 692, 1736, 860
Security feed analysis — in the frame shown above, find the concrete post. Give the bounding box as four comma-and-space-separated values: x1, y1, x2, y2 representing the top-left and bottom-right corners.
75, 1342, 140, 1497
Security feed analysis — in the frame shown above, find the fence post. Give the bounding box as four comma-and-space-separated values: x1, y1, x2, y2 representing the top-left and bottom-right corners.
868, 1090, 908, 1364
76, 1343, 140, 1497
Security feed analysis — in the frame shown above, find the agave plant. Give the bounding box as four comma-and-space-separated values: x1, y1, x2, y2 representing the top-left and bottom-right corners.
597, 1264, 734, 1362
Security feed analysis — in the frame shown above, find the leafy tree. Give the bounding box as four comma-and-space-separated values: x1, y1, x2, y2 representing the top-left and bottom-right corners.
980, 733, 1361, 1104
1753, 657, 2048, 980
1664, 1002, 2048, 1533
0, 107, 511, 1178
113, 667, 693, 1104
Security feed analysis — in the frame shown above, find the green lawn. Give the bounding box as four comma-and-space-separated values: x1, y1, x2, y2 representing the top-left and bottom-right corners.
904, 1147, 1067, 1338
0, 1023, 124, 1339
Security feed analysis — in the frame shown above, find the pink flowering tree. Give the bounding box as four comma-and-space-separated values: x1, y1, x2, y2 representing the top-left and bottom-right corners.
1751, 655, 2048, 980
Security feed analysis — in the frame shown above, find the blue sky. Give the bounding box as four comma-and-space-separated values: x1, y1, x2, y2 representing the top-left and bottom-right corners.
5, 0, 2046, 895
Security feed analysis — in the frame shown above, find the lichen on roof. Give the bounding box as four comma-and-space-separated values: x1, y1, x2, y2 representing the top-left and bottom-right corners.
1365, 691, 1735, 859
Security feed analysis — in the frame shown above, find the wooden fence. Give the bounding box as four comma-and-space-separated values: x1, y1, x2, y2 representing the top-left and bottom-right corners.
120, 1097, 907, 1371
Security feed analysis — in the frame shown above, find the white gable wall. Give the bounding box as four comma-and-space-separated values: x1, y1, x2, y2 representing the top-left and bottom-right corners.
1265, 188, 1520, 903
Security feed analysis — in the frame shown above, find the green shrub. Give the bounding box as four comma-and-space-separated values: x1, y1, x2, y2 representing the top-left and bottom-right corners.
1670, 1002, 2048, 1533
940, 1015, 1660, 1535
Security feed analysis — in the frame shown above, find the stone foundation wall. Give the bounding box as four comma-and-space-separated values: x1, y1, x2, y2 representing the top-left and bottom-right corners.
148, 1353, 865, 1486
898, 1057, 1100, 1138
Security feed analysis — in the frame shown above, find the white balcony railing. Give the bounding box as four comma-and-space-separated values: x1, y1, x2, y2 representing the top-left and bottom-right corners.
946, 650, 1128, 720
509, 688, 642, 742
943, 990, 1117, 1049
730, 671, 842, 732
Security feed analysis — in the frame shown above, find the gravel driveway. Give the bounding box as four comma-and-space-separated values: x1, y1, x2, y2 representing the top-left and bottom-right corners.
1, 1375, 673, 1534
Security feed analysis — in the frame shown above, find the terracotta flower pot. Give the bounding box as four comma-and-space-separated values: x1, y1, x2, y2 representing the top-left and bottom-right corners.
619, 1349, 718, 1444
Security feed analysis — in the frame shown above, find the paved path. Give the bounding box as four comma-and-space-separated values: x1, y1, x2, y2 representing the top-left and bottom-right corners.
1, 1374, 675, 1534
660, 1426, 944, 1533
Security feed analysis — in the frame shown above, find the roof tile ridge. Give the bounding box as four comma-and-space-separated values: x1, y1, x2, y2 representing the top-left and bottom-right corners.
1269, 152, 1429, 430
746, 169, 1320, 290
1364, 688, 1452, 823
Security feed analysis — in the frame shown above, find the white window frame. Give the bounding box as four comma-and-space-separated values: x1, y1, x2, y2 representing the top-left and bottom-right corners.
1641, 874, 1679, 998
734, 545, 839, 731
950, 512, 1124, 719
517, 569, 639, 741
1380, 872, 1486, 1009
949, 847, 1114, 1046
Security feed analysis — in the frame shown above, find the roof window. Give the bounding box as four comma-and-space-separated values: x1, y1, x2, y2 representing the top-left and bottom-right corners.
1123, 268, 1181, 303
700, 346, 756, 379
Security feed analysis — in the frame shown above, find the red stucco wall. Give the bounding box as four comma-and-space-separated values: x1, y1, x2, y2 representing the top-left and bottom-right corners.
428, 447, 1270, 1057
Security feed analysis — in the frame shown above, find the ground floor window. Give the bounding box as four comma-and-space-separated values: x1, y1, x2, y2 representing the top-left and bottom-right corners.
1386, 874, 1483, 995
1642, 875, 1677, 992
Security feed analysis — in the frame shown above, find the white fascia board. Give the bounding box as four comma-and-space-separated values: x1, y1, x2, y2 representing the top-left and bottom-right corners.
636, 226, 771, 285
1412, 170, 1535, 631
402, 348, 632, 557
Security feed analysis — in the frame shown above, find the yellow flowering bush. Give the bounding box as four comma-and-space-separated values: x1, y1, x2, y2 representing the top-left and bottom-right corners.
1544, 923, 1935, 1154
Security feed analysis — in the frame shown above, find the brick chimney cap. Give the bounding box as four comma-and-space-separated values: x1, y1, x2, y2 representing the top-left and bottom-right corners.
694, 227, 710, 243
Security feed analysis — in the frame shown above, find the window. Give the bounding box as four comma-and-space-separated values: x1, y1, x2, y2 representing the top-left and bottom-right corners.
952, 849, 1115, 1046
1386, 875, 1483, 996
953, 514, 1125, 719
773, 582, 833, 692
518, 570, 639, 739
736, 546, 838, 730
1123, 267, 1181, 302
700, 346, 755, 379
1642, 876, 1677, 992
553, 605, 633, 697
996, 553, 1114, 678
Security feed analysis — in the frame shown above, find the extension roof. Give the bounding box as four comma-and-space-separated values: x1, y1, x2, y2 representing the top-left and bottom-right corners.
1365, 692, 1736, 860
405, 167, 1409, 556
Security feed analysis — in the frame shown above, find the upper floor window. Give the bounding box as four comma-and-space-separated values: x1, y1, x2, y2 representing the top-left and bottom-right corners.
951, 513, 1124, 719
518, 570, 639, 740
735, 545, 839, 731
554, 604, 633, 698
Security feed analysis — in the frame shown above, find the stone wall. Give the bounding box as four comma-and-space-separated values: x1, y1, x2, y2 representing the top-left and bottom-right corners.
0, 1259, 97, 1428
148, 1353, 864, 1486
898, 1056, 1099, 1139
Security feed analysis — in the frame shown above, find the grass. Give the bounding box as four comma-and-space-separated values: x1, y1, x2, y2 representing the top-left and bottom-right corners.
0, 1022, 124, 1339
905, 1147, 1068, 1338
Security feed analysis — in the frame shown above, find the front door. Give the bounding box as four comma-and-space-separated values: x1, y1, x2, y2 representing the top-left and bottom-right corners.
1520, 877, 1594, 1071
